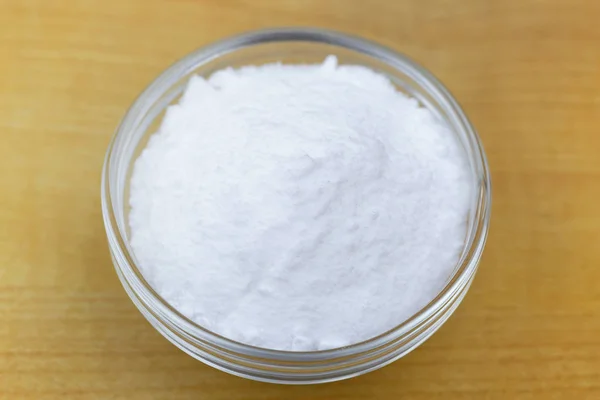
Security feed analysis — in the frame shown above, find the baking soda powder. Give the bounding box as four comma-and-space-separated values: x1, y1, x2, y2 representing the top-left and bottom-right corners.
129, 56, 472, 351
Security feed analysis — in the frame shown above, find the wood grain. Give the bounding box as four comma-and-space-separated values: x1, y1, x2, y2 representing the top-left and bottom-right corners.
1, 0, 600, 398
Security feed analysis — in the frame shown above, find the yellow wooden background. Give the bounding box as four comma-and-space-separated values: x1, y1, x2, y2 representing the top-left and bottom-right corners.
1, 0, 600, 398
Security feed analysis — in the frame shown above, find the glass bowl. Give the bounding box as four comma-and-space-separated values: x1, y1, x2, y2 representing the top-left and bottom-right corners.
101, 27, 491, 384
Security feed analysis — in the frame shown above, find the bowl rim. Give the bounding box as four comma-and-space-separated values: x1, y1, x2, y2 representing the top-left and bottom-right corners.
101, 27, 492, 362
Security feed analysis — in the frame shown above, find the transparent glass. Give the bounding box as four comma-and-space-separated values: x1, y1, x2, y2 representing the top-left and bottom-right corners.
101, 28, 491, 384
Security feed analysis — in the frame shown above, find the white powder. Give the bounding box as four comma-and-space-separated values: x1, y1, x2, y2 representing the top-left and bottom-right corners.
129, 56, 472, 351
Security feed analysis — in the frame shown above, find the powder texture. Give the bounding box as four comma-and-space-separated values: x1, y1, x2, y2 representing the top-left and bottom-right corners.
129, 56, 472, 351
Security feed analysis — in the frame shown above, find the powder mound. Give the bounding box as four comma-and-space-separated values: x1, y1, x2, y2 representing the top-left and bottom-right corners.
129, 56, 472, 351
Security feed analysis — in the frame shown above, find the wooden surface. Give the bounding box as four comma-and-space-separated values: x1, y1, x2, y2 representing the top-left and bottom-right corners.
1, 0, 600, 398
